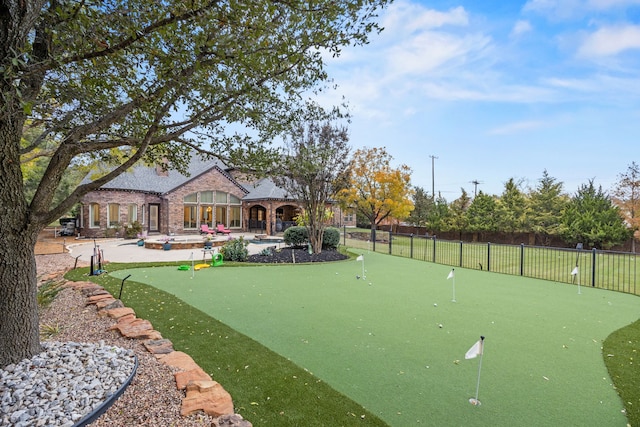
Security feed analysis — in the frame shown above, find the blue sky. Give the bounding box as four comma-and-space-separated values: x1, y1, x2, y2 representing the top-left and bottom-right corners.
318, 0, 640, 200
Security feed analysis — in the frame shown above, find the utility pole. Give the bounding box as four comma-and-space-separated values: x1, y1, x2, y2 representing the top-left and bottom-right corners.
470, 180, 483, 197
430, 155, 438, 201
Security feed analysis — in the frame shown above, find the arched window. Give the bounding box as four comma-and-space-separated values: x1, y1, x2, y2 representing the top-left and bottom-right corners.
182, 190, 242, 230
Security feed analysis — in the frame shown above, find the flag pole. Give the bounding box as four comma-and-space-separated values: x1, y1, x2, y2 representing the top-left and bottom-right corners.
469, 336, 485, 406
571, 266, 580, 295
362, 256, 366, 279
190, 252, 194, 279
452, 274, 456, 302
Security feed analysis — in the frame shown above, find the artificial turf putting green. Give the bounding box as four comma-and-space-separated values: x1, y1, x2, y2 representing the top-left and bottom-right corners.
110, 251, 640, 426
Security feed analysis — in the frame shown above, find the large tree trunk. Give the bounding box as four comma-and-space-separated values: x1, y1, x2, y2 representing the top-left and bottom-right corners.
0, 231, 41, 367
0, 98, 42, 367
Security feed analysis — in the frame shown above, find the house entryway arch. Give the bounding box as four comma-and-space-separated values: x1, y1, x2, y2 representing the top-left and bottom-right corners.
248, 205, 267, 233
275, 204, 298, 232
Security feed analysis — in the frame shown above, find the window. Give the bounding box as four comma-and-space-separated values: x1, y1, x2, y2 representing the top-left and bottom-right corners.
229, 194, 241, 227
215, 191, 228, 203
184, 206, 197, 229
344, 210, 354, 223
107, 203, 120, 227
216, 206, 227, 226
128, 204, 138, 223
183, 190, 242, 230
230, 206, 241, 227
201, 191, 213, 203
200, 205, 213, 227
89, 203, 100, 228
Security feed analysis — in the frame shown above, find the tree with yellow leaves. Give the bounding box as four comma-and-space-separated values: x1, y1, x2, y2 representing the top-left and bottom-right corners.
338, 147, 413, 236
612, 161, 640, 252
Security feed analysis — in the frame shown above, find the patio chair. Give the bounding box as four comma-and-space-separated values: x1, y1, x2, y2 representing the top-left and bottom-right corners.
216, 224, 231, 235
200, 224, 215, 235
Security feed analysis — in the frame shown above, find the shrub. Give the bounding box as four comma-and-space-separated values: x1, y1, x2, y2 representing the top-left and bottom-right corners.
259, 247, 274, 256
284, 226, 308, 247
322, 227, 340, 250
125, 221, 143, 239
220, 236, 249, 262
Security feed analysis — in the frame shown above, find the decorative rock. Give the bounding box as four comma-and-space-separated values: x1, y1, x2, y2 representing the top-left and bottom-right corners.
156, 351, 201, 372
142, 339, 174, 354
180, 380, 234, 417
94, 298, 118, 310
213, 414, 253, 427
110, 318, 162, 340
87, 289, 111, 297
98, 299, 124, 311
101, 306, 135, 319
174, 368, 212, 390
0, 341, 135, 427
87, 294, 115, 304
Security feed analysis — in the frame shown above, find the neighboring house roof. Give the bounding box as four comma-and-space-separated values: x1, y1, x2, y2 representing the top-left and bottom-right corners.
85, 155, 247, 195
243, 177, 292, 201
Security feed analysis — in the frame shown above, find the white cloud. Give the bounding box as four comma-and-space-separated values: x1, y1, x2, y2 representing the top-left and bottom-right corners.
382, 3, 469, 34
577, 25, 640, 57
511, 20, 533, 38
386, 31, 491, 76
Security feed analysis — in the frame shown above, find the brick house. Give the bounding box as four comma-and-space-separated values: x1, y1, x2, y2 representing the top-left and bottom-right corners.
79, 155, 355, 238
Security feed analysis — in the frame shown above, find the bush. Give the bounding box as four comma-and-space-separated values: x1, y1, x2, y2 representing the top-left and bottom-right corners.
322, 227, 340, 250
220, 236, 249, 262
284, 226, 308, 247
125, 221, 143, 239
259, 247, 274, 256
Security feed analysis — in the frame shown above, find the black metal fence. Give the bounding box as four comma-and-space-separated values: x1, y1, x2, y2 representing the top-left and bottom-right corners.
343, 228, 639, 296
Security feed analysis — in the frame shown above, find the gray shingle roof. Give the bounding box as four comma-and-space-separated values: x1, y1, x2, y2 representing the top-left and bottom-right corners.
242, 177, 291, 200
92, 156, 239, 195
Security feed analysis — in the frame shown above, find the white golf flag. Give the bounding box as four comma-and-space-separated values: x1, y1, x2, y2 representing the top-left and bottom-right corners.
465, 339, 483, 360
356, 255, 364, 261
447, 269, 454, 280
571, 266, 578, 276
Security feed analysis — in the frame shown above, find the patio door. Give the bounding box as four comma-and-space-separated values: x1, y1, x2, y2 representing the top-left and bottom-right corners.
149, 204, 160, 232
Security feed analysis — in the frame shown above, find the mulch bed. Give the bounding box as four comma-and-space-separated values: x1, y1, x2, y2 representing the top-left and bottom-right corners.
247, 247, 348, 263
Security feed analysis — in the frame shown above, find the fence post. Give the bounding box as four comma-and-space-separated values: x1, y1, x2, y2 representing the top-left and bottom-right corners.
459, 241, 463, 267
410, 234, 414, 259
487, 242, 491, 272
592, 248, 597, 287
432, 235, 437, 263
520, 243, 524, 276
389, 229, 393, 254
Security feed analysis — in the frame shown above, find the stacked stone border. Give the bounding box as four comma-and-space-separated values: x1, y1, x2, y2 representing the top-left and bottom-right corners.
64, 280, 252, 427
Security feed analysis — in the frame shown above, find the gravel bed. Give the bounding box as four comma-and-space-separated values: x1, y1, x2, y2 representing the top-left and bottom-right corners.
0, 341, 135, 426
5, 253, 216, 426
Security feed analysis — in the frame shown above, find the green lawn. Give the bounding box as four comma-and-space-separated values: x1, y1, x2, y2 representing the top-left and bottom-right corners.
104, 251, 640, 426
